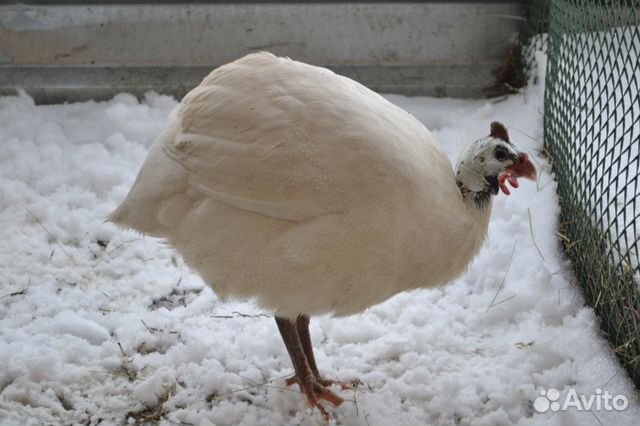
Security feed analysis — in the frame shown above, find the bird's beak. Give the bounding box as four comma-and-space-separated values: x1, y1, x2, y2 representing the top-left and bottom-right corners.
498, 153, 537, 196
513, 153, 537, 181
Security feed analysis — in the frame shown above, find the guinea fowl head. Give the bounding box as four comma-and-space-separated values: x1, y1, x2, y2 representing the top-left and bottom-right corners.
455, 122, 537, 208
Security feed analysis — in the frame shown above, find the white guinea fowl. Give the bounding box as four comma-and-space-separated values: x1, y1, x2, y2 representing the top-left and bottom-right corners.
108, 52, 536, 417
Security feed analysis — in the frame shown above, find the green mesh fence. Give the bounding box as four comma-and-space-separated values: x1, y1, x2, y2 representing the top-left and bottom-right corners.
523, 0, 640, 387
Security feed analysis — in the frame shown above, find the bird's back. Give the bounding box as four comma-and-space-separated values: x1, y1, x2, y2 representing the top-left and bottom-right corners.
109, 53, 484, 317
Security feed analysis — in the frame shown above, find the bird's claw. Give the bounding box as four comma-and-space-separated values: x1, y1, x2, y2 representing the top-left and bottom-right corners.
286, 374, 344, 420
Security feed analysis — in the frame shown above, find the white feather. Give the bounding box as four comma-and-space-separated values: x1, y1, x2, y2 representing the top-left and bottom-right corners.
108, 52, 491, 318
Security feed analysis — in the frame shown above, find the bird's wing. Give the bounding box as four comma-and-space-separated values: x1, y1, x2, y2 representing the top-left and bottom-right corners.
164, 53, 416, 222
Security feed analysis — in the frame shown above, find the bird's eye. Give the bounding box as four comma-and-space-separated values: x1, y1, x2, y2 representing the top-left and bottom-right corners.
494, 147, 509, 162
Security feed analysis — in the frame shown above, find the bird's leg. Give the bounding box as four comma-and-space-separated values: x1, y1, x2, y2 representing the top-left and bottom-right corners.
294, 315, 320, 379
275, 316, 343, 417
289, 315, 352, 390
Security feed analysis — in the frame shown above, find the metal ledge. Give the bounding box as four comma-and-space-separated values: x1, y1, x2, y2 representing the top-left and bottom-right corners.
0, 64, 504, 102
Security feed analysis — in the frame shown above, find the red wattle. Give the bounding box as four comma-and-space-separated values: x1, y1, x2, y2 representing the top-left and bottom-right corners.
498, 170, 512, 196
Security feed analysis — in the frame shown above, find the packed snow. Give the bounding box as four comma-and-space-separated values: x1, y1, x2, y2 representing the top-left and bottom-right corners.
1, 58, 639, 426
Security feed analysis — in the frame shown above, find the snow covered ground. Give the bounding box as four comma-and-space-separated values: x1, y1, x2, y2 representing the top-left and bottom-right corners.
1, 61, 639, 426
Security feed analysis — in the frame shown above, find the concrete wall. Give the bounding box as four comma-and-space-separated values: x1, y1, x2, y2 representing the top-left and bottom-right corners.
0, 2, 525, 102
